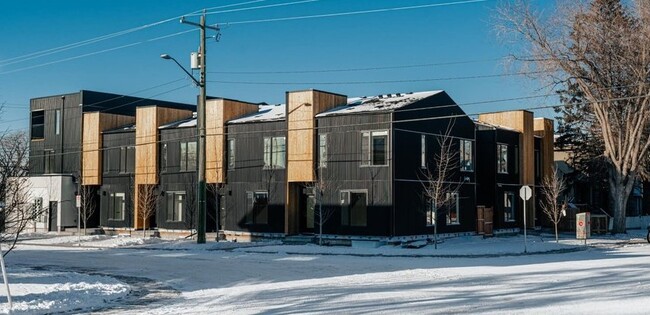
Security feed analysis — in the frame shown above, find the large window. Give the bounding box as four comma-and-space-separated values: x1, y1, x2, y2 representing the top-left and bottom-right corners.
504, 192, 516, 222
180, 141, 197, 172
497, 143, 508, 174
44, 150, 55, 174
340, 190, 368, 227
246, 191, 268, 224
361, 130, 388, 166
263, 137, 286, 169
166, 191, 185, 222
426, 199, 436, 226
109, 192, 125, 221
446, 192, 460, 225
319, 134, 328, 168
31, 110, 45, 140
119, 146, 135, 174
228, 139, 236, 170
55, 109, 61, 136
535, 149, 541, 180
421, 135, 426, 169
460, 139, 473, 172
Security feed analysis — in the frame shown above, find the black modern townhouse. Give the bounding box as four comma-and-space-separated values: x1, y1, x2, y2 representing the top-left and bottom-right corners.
24, 88, 554, 241
26, 90, 194, 233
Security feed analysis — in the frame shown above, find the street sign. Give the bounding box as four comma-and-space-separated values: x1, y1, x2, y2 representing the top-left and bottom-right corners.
519, 185, 532, 201
76, 195, 81, 208
576, 212, 591, 240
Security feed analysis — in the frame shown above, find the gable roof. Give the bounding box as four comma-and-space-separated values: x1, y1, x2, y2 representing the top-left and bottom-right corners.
228, 104, 285, 124
316, 90, 443, 117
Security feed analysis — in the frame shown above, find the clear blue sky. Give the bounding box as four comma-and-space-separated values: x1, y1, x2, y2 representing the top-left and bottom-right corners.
0, 0, 557, 131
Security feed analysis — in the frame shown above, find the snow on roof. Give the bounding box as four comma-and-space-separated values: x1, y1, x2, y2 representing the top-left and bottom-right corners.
228, 104, 285, 124
159, 112, 198, 129
316, 90, 443, 117
474, 120, 520, 132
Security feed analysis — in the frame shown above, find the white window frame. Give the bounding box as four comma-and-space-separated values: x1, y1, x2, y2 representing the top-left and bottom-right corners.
361, 130, 389, 167
109, 192, 126, 221
263, 136, 286, 169
180, 141, 197, 172
340, 189, 369, 227
246, 191, 269, 224
446, 192, 460, 225
228, 138, 236, 170
497, 143, 509, 174
426, 199, 436, 226
166, 191, 185, 222
460, 139, 473, 172
504, 192, 516, 222
55, 109, 61, 135
319, 134, 328, 168
421, 134, 426, 169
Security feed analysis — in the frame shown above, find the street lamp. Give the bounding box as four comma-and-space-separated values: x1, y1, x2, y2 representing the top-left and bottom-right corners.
160, 54, 200, 87
161, 51, 207, 244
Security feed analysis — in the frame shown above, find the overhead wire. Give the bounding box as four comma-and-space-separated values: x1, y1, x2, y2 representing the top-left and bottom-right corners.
24, 91, 650, 160
0, 0, 267, 68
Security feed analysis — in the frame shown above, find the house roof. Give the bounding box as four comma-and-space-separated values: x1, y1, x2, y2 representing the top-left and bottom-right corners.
228, 104, 286, 124
315, 90, 443, 117
102, 123, 136, 134
159, 112, 198, 129
474, 120, 520, 132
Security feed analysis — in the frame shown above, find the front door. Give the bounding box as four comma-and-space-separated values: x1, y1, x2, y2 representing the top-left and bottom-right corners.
300, 192, 315, 234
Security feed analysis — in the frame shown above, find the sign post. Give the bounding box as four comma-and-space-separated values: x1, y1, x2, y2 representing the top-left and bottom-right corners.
576, 212, 591, 245
76, 194, 81, 246
519, 185, 532, 253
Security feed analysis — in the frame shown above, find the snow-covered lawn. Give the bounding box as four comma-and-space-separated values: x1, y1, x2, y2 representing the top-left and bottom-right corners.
1, 231, 649, 314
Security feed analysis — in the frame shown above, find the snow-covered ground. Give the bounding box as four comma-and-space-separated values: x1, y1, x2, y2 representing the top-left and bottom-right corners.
1, 231, 649, 314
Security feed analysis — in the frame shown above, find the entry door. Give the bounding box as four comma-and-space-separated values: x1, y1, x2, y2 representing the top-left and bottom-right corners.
48, 201, 58, 232
301, 193, 315, 233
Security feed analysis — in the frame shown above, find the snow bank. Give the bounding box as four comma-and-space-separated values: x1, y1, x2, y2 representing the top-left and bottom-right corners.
0, 268, 129, 314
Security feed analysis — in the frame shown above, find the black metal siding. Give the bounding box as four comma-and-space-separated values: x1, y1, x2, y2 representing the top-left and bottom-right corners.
316, 113, 392, 236
224, 121, 287, 234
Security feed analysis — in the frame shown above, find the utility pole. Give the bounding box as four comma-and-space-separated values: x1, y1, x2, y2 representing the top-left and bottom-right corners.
180, 11, 219, 244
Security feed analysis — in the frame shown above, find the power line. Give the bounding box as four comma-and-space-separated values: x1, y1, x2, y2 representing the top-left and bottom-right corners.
0, 79, 192, 126
0, 0, 266, 68
0, 0, 490, 76
220, 0, 487, 26
26, 92, 650, 160
201, 0, 319, 16
207, 71, 547, 85
208, 58, 507, 75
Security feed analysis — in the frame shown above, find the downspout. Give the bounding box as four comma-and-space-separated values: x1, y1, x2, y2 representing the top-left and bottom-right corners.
390, 111, 395, 237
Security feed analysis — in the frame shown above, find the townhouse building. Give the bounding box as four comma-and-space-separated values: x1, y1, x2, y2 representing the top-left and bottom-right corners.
25, 88, 554, 241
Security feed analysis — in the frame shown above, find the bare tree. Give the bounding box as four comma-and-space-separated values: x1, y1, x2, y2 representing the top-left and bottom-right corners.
79, 184, 96, 236
137, 184, 158, 238
183, 175, 197, 239
541, 167, 567, 242
497, 0, 650, 233
0, 131, 29, 203
421, 121, 461, 249
305, 166, 342, 246
0, 129, 36, 255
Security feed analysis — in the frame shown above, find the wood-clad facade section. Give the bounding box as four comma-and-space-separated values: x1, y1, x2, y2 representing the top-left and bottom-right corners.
477, 111, 534, 186
134, 106, 192, 228
534, 118, 554, 181
478, 110, 535, 226
82, 112, 134, 185
286, 90, 347, 183
206, 99, 258, 184
134, 106, 192, 184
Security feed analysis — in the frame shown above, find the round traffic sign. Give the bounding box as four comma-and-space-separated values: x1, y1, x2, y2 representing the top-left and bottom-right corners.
520, 185, 532, 201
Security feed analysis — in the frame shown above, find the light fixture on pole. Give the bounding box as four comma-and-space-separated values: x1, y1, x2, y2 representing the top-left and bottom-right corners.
162, 10, 219, 244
